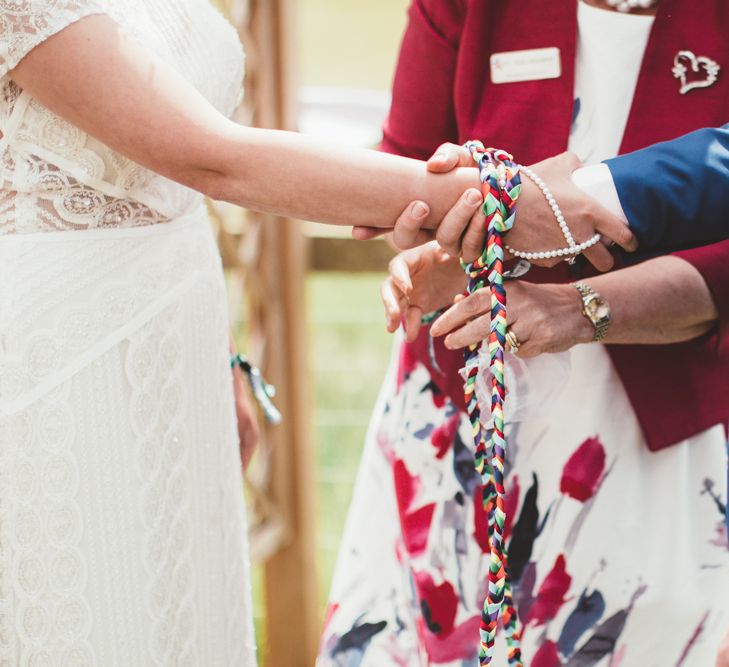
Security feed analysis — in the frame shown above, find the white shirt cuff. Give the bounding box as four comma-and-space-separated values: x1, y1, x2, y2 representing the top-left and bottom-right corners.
570, 163, 629, 225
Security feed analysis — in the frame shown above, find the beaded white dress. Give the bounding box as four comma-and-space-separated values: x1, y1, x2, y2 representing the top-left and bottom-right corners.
0, 2, 256, 664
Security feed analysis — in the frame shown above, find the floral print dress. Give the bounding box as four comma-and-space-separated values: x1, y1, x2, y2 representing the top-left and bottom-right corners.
317, 340, 729, 666
318, 6, 729, 664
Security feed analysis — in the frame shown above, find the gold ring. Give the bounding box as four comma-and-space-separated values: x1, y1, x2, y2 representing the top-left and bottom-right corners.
505, 330, 520, 354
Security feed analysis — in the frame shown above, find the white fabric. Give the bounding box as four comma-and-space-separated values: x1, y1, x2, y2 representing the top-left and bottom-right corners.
568, 2, 654, 225
571, 1, 654, 165
0, 2, 256, 664
319, 338, 729, 666
571, 162, 629, 224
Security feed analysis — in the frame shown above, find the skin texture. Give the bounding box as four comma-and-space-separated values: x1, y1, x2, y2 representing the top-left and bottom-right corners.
10, 15, 481, 232
14, 16, 637, 265
232, 362, 260, 470
379, 0, 661, 256
367, 145, 638, 270
381, 241, 467, 342
229, 336, 260, 470
380, 241, 718, 358
430, 259, 718, 355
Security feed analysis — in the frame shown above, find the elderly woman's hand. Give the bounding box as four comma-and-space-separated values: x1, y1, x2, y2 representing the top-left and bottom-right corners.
429, 280, 594, 357
381, 240, 467, 342
359, 143, 638, 270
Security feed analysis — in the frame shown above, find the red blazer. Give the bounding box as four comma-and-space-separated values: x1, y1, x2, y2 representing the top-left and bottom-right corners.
383, 0, 729, 451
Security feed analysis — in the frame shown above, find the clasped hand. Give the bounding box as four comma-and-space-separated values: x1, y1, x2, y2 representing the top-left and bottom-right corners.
376, 144, 637, 356
361, 144, 638, 271
381, 241, 593, 357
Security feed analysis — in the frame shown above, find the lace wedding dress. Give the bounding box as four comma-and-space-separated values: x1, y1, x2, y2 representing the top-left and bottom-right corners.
0, 2, 256, 664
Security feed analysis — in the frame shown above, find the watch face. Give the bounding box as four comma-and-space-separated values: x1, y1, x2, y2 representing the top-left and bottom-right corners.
586, 296, 610, 320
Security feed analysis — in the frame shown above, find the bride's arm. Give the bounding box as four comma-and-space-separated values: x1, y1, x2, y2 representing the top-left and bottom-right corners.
10, 14, 477, 229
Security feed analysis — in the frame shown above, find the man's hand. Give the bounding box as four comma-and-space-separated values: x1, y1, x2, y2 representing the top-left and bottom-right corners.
381, 241, 467, 342
358, 144, 638, 270
507, 151, 637, 271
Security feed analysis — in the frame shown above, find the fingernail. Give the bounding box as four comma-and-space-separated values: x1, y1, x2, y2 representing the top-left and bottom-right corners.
432, 152, 447, 163
411, 201, 428, 218
465, 189, 482, 206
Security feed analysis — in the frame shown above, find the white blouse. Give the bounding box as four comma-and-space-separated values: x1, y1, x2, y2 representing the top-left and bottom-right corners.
570, 0, 655, 165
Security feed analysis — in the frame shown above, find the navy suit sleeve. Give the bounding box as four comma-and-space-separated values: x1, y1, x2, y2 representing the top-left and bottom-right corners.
604, 124, 729, 248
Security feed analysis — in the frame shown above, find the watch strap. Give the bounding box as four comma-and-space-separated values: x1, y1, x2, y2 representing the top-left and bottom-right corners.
574, 282, 611, 342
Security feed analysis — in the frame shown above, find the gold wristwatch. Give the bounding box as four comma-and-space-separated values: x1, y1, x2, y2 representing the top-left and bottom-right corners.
573, 282, 611, 342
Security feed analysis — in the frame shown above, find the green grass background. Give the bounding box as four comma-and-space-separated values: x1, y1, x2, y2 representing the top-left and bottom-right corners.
308, 272, 395, 602
251, 272, 396, 666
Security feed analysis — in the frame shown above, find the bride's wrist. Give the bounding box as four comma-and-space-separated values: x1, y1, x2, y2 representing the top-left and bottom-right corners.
419, 166, 481, 230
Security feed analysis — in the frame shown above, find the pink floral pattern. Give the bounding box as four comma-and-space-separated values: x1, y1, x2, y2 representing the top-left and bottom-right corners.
317, 343, 729, 666
559, 438, 606, 502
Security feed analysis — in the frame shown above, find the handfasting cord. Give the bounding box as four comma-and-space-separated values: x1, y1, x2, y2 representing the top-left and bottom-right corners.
462, 141, 523, 666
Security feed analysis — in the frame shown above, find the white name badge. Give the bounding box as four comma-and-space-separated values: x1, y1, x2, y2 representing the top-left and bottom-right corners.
490, 47, 562, 84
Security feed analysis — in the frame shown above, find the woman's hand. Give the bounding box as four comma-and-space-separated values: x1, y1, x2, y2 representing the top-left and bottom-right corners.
360, 144, 638, 269
430, 253, 719, 353
429, 281, 593, 357
230, 337, 260, 470
381, 241, 467, 342
232, 361, 260, 470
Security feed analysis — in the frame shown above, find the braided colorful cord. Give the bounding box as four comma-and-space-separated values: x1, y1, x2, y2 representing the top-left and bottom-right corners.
462, 141, 523, 666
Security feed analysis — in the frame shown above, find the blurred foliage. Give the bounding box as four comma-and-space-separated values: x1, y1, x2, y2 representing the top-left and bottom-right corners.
248, 272, 393, 663
298, 0, 410, 89
309, 272, 392, 607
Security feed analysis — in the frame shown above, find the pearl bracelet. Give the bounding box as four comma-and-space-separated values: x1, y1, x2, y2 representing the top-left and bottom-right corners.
504, 164, 601, 264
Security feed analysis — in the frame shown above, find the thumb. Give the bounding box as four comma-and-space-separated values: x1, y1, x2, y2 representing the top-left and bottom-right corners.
427, 142, 471, 173
594, 210, 639, 252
